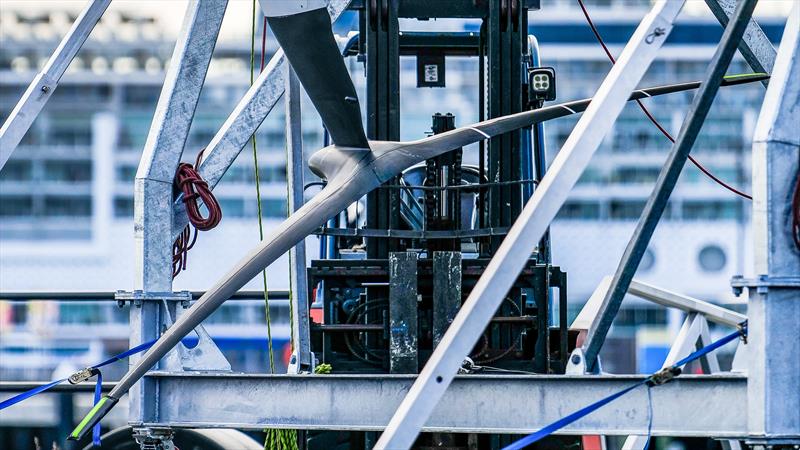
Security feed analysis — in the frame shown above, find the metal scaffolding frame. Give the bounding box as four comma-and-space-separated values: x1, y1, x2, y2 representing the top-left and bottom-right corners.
0, 0, 797, 448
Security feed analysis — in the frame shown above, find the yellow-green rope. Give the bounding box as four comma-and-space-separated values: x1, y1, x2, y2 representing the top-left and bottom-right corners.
250, 0, 275, 374
251, 3, 298, 449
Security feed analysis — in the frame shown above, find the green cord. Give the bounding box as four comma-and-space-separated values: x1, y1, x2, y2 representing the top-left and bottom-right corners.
251, 4, 297, 450
250, 0, 275, 374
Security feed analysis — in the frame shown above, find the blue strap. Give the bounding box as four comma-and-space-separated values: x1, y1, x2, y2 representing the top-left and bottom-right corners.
92, 340, 157, 369
0, 378, 68, 410
502, 381, 647, 450
0, 339, 157, 413
92, 371, 103, 447
503, 322, 746, 450
673, 326, 743, 368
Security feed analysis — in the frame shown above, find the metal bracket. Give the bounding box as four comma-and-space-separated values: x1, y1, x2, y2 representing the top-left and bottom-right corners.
731, 275, 800, 295
133, 427, 175, 450
565, 348, 603, 375
115, 290, 231, 372
115, 290, 192, 308
167, 301, 231, 373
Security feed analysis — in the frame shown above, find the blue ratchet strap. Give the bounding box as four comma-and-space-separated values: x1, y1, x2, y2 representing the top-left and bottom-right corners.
0, 378, 68, 410
0, 339, 156, 412
92, 370, 103, 447
503, 322, 747, 450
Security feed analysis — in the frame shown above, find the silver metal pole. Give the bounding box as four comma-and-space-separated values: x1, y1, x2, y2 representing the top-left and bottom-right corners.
0, 0, 111, 169
704, 0, 777, 84
130, 0, 228, 424
580, 0, 759, 374
285, 63, 313, 373
375, 2, 685, 447
171, 0, 353, 238
746, 4, 800, 444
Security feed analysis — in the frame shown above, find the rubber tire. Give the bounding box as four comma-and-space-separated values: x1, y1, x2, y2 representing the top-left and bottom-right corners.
81, 426, 262, 450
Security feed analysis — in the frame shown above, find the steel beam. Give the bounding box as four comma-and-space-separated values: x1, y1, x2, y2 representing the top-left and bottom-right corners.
130, 0, 228, 424
376, 2, 685, 447
580, 0, 758, 373
746, 4, 800, 444
285, 64, 313, 373
704, 0, 776, 85
171, 0, 353, 237
0, 0, 111, 169
628, 279, 746, 328
143, 372, 747, 437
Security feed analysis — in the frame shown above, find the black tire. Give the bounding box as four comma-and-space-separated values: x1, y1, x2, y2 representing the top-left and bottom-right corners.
81, 426, 262, 450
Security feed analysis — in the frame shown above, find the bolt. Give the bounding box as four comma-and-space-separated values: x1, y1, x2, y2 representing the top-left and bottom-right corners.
571, 354, 581, 365
41, 85, 50, 93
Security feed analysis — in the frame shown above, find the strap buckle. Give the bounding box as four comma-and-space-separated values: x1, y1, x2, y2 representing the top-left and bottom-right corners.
647, 366, 681, 386
68, 367, 99, 385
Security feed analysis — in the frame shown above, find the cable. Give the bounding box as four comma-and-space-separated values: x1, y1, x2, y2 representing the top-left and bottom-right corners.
250, 0, 275, 374
172, 149, 222, 278
577, 0, 753, 200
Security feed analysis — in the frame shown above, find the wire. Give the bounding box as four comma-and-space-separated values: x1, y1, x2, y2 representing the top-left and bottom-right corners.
251, 0, 275, 374
645, 384, 653, 449
577, 0, 753, 200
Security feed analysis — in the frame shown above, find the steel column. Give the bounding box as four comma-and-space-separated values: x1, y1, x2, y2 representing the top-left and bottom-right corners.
0, 0, 111, 169
285, 63, 313, 373
376, 2, 684, 447
746, 4, 800, 444
130, 0, 227, 424
580, 0, 758, 373
704, 0, 776, 84
365, 0, 401, 259
171, 0, 353, 237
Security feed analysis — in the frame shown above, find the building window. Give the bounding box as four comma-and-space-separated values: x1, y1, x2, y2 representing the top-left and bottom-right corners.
611, 167, 661, 184
44, 160, 92, 182
682, 201, 740, 220
0, 196, 33, 216
1, 160, 32, 181
43, 196, 92, 217
115, 165, 138, 182
698, 245, 727, 272
123, 85, 160, 107
114, 197, 134, 218
219, 198, 246, 218
557, 201, 601, 220
263, 198, 288, 217
609, 200, 646, 220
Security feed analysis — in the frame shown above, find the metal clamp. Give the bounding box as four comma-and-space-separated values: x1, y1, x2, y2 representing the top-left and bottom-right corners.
68, 367, 99, 385
730, 275, 800, 296
115, 290, 192, 308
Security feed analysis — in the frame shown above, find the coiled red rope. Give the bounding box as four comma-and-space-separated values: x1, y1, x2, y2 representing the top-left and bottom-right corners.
173, 149, 222, 277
